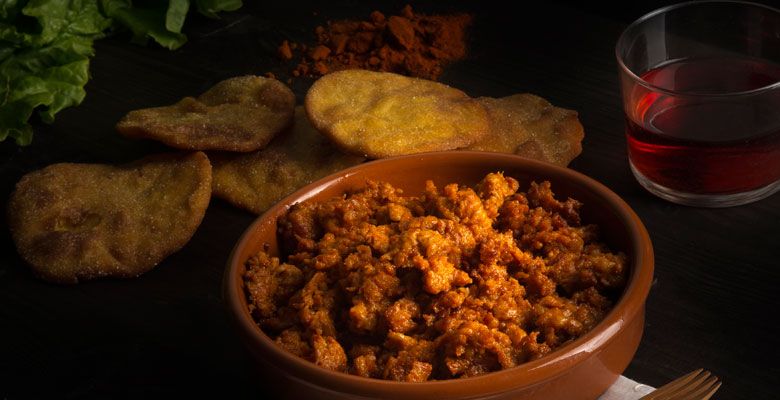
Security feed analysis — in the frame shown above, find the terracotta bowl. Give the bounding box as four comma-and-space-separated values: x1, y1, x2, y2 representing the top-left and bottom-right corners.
224, 151, 654, 400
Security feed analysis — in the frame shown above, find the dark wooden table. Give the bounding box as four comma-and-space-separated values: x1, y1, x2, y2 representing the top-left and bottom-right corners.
1, 1, 777, 398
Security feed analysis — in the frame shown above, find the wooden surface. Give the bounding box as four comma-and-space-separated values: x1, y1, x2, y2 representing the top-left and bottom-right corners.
1, 1, 777, 398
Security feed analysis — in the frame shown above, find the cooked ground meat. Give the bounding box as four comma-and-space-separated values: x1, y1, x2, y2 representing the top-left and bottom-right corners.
244, 172, 626, 381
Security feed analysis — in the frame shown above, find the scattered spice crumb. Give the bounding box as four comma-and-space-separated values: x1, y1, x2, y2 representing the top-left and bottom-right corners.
278, 40, 293, 60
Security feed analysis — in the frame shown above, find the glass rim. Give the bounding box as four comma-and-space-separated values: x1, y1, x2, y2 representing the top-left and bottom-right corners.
615, 0, 780, 98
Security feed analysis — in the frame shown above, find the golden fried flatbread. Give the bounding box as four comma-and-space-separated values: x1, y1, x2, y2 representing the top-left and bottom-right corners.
211, 107, 365, 214
305, 69, 489, 158
466, 94, 584, 166
117, 76, 295, 152
7, 152, 212, 284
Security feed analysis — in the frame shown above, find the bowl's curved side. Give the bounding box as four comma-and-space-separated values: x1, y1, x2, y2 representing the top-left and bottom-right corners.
224, 151, 654, 400
502, 308, 646, 400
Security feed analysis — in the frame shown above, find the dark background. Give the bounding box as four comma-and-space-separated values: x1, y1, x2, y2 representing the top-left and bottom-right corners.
1, 1, 777, 398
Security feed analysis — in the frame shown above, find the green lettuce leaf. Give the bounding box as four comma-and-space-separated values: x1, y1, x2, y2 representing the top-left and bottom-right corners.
194, 0, 242, 18
101, 0, 243, 49
0, 0, 108, 145
165, 0, 189, 33
24, 0, 112, 43
100, 0, 188, 50
0, 0, 242, 145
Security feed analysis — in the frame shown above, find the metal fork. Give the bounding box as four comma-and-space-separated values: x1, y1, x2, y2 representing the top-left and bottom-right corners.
639, 369, 721, 400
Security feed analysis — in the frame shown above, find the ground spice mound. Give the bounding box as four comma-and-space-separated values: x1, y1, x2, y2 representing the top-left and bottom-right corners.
278, 5, 472, 80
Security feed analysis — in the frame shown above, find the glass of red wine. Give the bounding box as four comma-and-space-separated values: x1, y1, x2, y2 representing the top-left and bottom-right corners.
616, 1, 780, 207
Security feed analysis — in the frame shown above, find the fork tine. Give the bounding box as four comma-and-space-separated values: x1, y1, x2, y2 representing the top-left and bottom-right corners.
700, 381, 722, 400
678, 375, 721, 400
666, 370, 712, 399
640, 369, 704, 400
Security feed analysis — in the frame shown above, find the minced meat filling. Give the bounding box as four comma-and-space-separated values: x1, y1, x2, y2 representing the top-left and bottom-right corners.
243, 172, 626, 381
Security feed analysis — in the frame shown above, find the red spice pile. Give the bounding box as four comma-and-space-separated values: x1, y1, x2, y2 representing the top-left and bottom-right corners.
277, 5, 472, 80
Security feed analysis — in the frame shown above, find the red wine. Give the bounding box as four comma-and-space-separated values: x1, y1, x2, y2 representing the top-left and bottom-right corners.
625, 56, 780, 194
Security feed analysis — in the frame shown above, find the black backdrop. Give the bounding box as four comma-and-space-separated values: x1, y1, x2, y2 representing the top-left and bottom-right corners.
1, 1, 777, 398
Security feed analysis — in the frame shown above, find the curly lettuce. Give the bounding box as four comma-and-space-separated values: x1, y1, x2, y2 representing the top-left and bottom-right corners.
0, 0, 109, 145
0, 0, 242, 146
